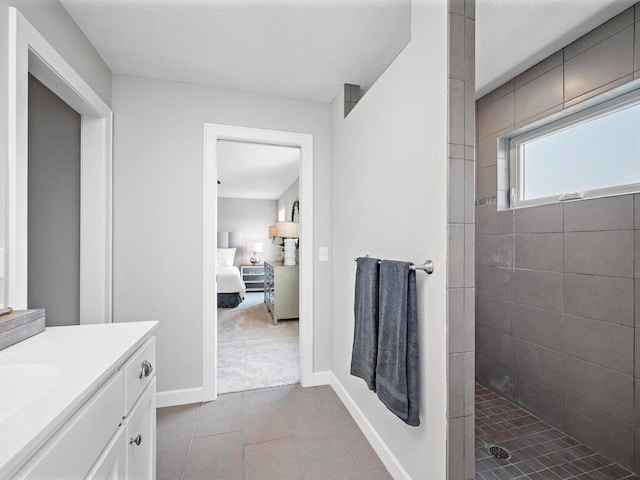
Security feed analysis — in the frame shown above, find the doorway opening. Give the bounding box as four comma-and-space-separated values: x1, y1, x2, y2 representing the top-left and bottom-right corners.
203, 124, 313, 401
216, 140, 300, 393
7, 9, 113, 322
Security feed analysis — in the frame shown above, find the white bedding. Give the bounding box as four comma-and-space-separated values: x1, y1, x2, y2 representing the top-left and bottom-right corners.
217, 266, 247, 297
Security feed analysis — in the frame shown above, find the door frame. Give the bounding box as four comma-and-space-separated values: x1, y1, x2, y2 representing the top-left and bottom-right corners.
203, 124, 314, 401
7, 8, 113, 322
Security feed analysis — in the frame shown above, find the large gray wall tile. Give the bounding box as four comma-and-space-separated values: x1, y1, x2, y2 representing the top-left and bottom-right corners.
449, 288, 464, 354
514, 373, 563, 428
514, 269, 563, 311
464, 19, 474, 85
564, 196, 634, 232
564, 395, 634, 469
514, 339, 562, 389
449, 158, 465, 224
513, 304, 562, 351
637, 280, 640, 328
636, 231, 640, 278
465, 225, 475, 288
514, 66, 563, 124
477, 325, 514, 368
564, 8, 634, 60
476, 81, 514, 111
636, 329, 640, 376
477, 295, 513, 334
464, 81, 475, 147
449, 352, 474, 419
476, 166, 496, 200
476, 204, 513, 235
464, 289, 475, 353
635, 194, 640, 228
448, 224, 465, 287
564, 73, 633, 107
477, 92, 514, 139
564, 355, 633, 422
514, 233, 563, 272
448, 0, 464, 16
477, 266, 513, 301
564, 314, 634, 374
514, 51, 563, 89
476, 354, 514, 399
564, 230, 634, 278
447, 418, 464, 480
514, 204, 563, 233
564, 26, 634, 101
564, 273, 634, 326
633, 18, 640, 70
464, 161, 475, 224
449, 13, 465, 81
477, 134, 497, 170
477, 234, 513, 268
449, 79, 465, 145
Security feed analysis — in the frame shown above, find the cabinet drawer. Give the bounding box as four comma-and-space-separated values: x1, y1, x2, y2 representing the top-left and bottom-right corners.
125, 378, 156, 480
13, 371, 124, 480
86, 426, 127, 480
121, 337, 156, 415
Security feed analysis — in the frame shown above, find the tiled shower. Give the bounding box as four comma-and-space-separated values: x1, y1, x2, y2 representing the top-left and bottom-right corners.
475, 4, 640, 476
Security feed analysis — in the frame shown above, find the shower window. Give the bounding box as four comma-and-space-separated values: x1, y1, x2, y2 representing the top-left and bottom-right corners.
505, 84, 640, 209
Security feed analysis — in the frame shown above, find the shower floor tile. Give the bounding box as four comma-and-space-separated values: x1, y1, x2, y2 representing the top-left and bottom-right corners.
474, 383, 640, 480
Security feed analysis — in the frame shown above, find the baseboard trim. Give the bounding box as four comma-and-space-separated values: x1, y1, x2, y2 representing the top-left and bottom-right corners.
156, 387, 204, 408
311, 371, 331, 386
329, 373, 411, 480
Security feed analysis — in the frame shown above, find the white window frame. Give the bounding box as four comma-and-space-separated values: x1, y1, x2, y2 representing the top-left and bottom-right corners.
500, 78, 640, 210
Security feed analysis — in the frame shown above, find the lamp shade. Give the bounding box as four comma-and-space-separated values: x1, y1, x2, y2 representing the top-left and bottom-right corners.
268, 225, 276, 238
247, 242, 264, 253
275, 221, 299, 238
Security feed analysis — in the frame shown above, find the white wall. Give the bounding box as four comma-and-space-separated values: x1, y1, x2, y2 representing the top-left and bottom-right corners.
278, 178, 299, 221
112, 74, 332, 394
330, 0, 448, 478
217, 197, 278, 265
0, 0, 111, 307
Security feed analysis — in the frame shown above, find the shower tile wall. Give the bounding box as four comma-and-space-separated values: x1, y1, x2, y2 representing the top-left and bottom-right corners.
475, 4, 640, 473
447, 0, 476, 479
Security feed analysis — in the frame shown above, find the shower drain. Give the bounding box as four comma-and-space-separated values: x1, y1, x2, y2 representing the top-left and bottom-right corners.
488, 445, 511, 460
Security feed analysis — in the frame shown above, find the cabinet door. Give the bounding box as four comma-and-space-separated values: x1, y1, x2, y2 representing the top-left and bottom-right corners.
86, 426, 127, 480
126, 378, 156, 480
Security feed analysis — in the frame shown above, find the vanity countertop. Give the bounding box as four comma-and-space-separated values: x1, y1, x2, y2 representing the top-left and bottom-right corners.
0, 321, 158, 478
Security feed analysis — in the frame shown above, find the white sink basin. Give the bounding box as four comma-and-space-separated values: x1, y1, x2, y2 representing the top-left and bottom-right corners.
0, 364, 59, 422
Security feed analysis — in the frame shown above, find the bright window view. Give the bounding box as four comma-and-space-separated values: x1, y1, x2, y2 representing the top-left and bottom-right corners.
511, 98, 640, 205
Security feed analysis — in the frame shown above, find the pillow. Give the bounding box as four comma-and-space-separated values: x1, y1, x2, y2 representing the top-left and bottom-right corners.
217, 248, 236, 268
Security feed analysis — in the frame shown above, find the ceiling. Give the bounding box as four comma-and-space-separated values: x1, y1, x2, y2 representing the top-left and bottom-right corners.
60, 0, 637, 103
217, 141, 300, 200
59, 0, 410, 103
476, 0, 638, 98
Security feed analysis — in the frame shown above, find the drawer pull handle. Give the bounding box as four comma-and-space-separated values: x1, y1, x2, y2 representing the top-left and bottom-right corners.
130, 434, 142, 446
139, 360, 154, 379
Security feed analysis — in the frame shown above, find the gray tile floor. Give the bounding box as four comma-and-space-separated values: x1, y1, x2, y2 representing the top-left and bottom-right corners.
157, 384, 392, 480
475, 384, 640, 480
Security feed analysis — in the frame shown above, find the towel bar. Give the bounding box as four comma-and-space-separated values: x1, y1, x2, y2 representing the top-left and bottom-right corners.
353, 257, 434, 274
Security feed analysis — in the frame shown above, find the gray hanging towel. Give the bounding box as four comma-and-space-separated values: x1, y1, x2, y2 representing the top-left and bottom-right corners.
376, 260, 420, 426
350, 256, 381, 390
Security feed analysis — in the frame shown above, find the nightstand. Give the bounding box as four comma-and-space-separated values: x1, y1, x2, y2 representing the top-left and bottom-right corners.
241, 265, 265, 292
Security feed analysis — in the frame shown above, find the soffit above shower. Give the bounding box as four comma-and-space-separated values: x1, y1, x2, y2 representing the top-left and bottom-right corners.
58, 0, 410, 104
476, 0, 637, 98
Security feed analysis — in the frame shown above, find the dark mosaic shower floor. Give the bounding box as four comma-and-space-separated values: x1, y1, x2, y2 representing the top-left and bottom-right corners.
475, 384, 640, 480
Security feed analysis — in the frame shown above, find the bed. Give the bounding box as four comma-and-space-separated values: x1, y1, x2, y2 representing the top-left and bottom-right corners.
217, 248, 247, 308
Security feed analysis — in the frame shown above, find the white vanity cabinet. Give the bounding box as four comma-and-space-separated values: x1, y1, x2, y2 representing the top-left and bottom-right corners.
3, 324, 158, 480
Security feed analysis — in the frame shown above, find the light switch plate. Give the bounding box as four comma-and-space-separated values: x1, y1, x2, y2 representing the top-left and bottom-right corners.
319, 247, 329, 262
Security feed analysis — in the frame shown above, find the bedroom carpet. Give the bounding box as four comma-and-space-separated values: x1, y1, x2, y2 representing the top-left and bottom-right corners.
217, 292, 299, 394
